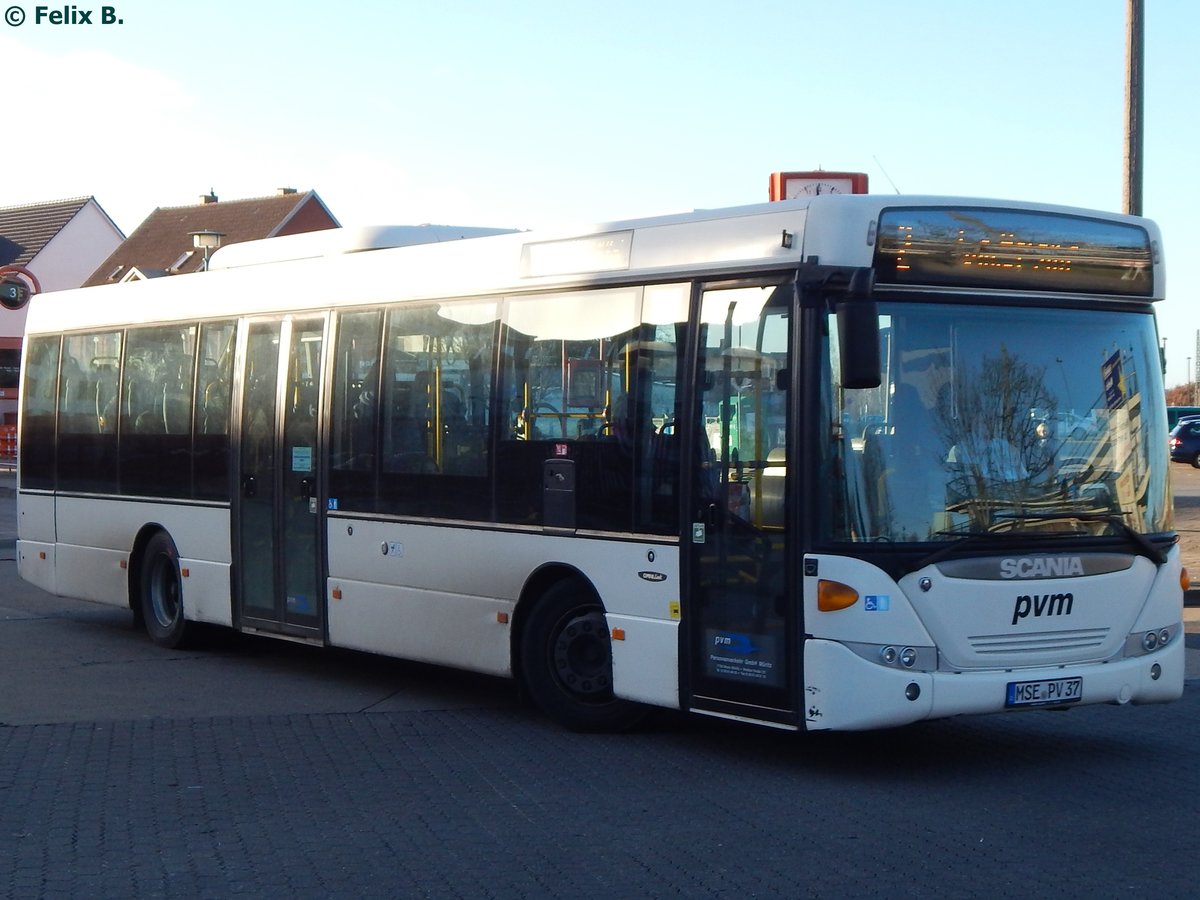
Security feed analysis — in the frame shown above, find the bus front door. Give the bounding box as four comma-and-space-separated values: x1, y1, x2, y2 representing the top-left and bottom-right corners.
686, 283, 797, 727
235, 316, 326, 639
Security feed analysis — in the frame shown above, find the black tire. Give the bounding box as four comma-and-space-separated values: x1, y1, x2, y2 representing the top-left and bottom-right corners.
1191, 451, 1200, 470
139, 532, 191, 649
519, 579, 646, 732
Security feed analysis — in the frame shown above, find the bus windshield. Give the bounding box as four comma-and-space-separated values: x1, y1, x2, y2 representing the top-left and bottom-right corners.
822, 302, 1171, 543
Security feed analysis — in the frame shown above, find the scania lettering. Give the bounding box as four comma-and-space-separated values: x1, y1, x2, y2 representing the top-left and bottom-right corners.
1000, 556, 1086, 579
16, 193, 1184, 734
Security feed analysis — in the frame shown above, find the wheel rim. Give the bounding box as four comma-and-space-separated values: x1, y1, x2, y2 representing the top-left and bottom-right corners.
148, 553, 180, 630
550, 608, 612, 698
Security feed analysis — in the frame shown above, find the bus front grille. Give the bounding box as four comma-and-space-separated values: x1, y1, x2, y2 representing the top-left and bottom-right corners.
966, 627, 1111, 658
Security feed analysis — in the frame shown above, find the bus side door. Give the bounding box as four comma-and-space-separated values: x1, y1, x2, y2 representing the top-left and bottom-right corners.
234, 316, 327, 639
685, 281, 797, 727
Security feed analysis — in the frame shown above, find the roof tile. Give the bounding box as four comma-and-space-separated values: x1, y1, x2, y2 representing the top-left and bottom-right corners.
0, 197, 95, 268
83, 191, 339, 286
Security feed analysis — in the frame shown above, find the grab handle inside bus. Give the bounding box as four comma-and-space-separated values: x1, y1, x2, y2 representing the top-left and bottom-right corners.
835, 267, 881, 389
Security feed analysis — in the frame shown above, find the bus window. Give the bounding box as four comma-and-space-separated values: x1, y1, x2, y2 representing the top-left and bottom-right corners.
193, 320, 236, 500
120, 324, 197, 498
329, 309, 384, 509
19, 336, 60, 490
376, 301, 497, 520
497, 285, 686, 533
57, 331, 121, 494
824, 304, 1171, 542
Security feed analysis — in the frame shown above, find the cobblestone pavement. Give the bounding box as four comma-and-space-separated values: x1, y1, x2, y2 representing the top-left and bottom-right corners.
1, 687, 1198, 898
1, 468, 1198, 898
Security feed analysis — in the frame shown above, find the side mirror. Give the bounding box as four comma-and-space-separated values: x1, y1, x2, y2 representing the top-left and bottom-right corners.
835, 268, 880, 389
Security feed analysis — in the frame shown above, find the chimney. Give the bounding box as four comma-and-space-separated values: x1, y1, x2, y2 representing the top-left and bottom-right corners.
200, 190, 218, 204
277, 187, 298, 196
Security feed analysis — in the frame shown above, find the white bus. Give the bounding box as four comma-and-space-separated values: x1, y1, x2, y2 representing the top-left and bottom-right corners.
16, 195, 1185, 731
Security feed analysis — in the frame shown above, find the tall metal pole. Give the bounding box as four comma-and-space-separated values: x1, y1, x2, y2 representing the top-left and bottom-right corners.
1123, 0, 1144, 216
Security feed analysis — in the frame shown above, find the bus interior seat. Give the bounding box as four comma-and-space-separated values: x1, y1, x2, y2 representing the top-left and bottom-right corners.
201, 380, 229, 433
135, 410, 165, 434
94, 371, 118, 433
163, 391, 190, 433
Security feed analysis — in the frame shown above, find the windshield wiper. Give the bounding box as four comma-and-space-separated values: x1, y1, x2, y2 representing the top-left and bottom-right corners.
917, 510, 1167, 570
991, 510, 1167, 566
917, 528, 1065, 570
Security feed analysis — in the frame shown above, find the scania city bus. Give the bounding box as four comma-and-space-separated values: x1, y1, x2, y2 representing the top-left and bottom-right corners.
16, 194, 1184, 731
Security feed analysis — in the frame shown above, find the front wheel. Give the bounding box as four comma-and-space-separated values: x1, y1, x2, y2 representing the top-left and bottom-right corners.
139, 531, 191, 648
1191, 451, 1200, 470
519, 579, 646, 732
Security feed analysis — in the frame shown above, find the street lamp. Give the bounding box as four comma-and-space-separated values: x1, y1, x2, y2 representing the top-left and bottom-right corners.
190, 229, 225, 271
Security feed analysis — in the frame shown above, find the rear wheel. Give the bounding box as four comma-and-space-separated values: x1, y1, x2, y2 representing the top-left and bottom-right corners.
519, 579, 646, 732
139, 532, 191, 648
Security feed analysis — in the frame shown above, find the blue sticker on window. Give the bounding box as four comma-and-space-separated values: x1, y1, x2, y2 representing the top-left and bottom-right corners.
864, 595, 890, 611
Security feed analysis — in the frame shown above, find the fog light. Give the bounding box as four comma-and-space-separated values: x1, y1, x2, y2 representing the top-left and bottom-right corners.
1151, 663, 1162, 680
900, 647, 917, 668
905, 682, 921, 701
880, 646, 898, 665
1142, 631, 1159, 652
1159, 628, 1171, 647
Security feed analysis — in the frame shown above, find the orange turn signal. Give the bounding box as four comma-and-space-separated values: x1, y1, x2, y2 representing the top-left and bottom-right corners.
817, 578, 860, 612
1181, 567, 1191, 593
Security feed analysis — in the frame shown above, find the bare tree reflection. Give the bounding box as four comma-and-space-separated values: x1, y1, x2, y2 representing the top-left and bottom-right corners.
937, 347, 1057, 526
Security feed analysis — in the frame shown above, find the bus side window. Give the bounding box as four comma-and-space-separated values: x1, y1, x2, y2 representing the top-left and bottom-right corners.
496, 287, 684, 535
19, 336, 60, 490
193, 320, 236, 500
361, 302, 497, 519
57, 331, 121, 494
121, 324, 197, 498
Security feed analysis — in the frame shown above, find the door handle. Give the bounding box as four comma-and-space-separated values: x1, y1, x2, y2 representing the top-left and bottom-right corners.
300, 477, 314, 501
243, 474, 257, 498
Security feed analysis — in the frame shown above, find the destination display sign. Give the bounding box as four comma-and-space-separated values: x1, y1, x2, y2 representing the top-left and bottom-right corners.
873, 207, 1154, 297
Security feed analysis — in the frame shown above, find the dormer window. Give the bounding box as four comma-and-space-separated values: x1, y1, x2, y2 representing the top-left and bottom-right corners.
167, 250, 195, 274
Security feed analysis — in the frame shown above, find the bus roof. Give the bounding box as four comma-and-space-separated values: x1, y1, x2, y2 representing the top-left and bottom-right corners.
23, 195, 1164, 335
207, 224, 523, 269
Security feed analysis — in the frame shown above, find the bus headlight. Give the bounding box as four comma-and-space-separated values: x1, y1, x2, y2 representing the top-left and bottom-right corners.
848, 642, 936, 671
1126, 625, 1175, 658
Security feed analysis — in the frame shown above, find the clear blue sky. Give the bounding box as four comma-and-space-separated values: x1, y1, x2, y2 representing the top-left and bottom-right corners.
4, 0, 1197, 383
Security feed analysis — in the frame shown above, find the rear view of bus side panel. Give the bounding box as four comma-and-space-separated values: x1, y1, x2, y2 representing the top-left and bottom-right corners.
15, 492, 57, 595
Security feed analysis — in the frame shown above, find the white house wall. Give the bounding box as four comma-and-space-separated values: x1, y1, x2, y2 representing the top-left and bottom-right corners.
1, 199, 125, 340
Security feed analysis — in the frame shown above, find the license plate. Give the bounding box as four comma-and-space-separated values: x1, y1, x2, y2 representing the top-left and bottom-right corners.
1005, 676, 1083, 708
